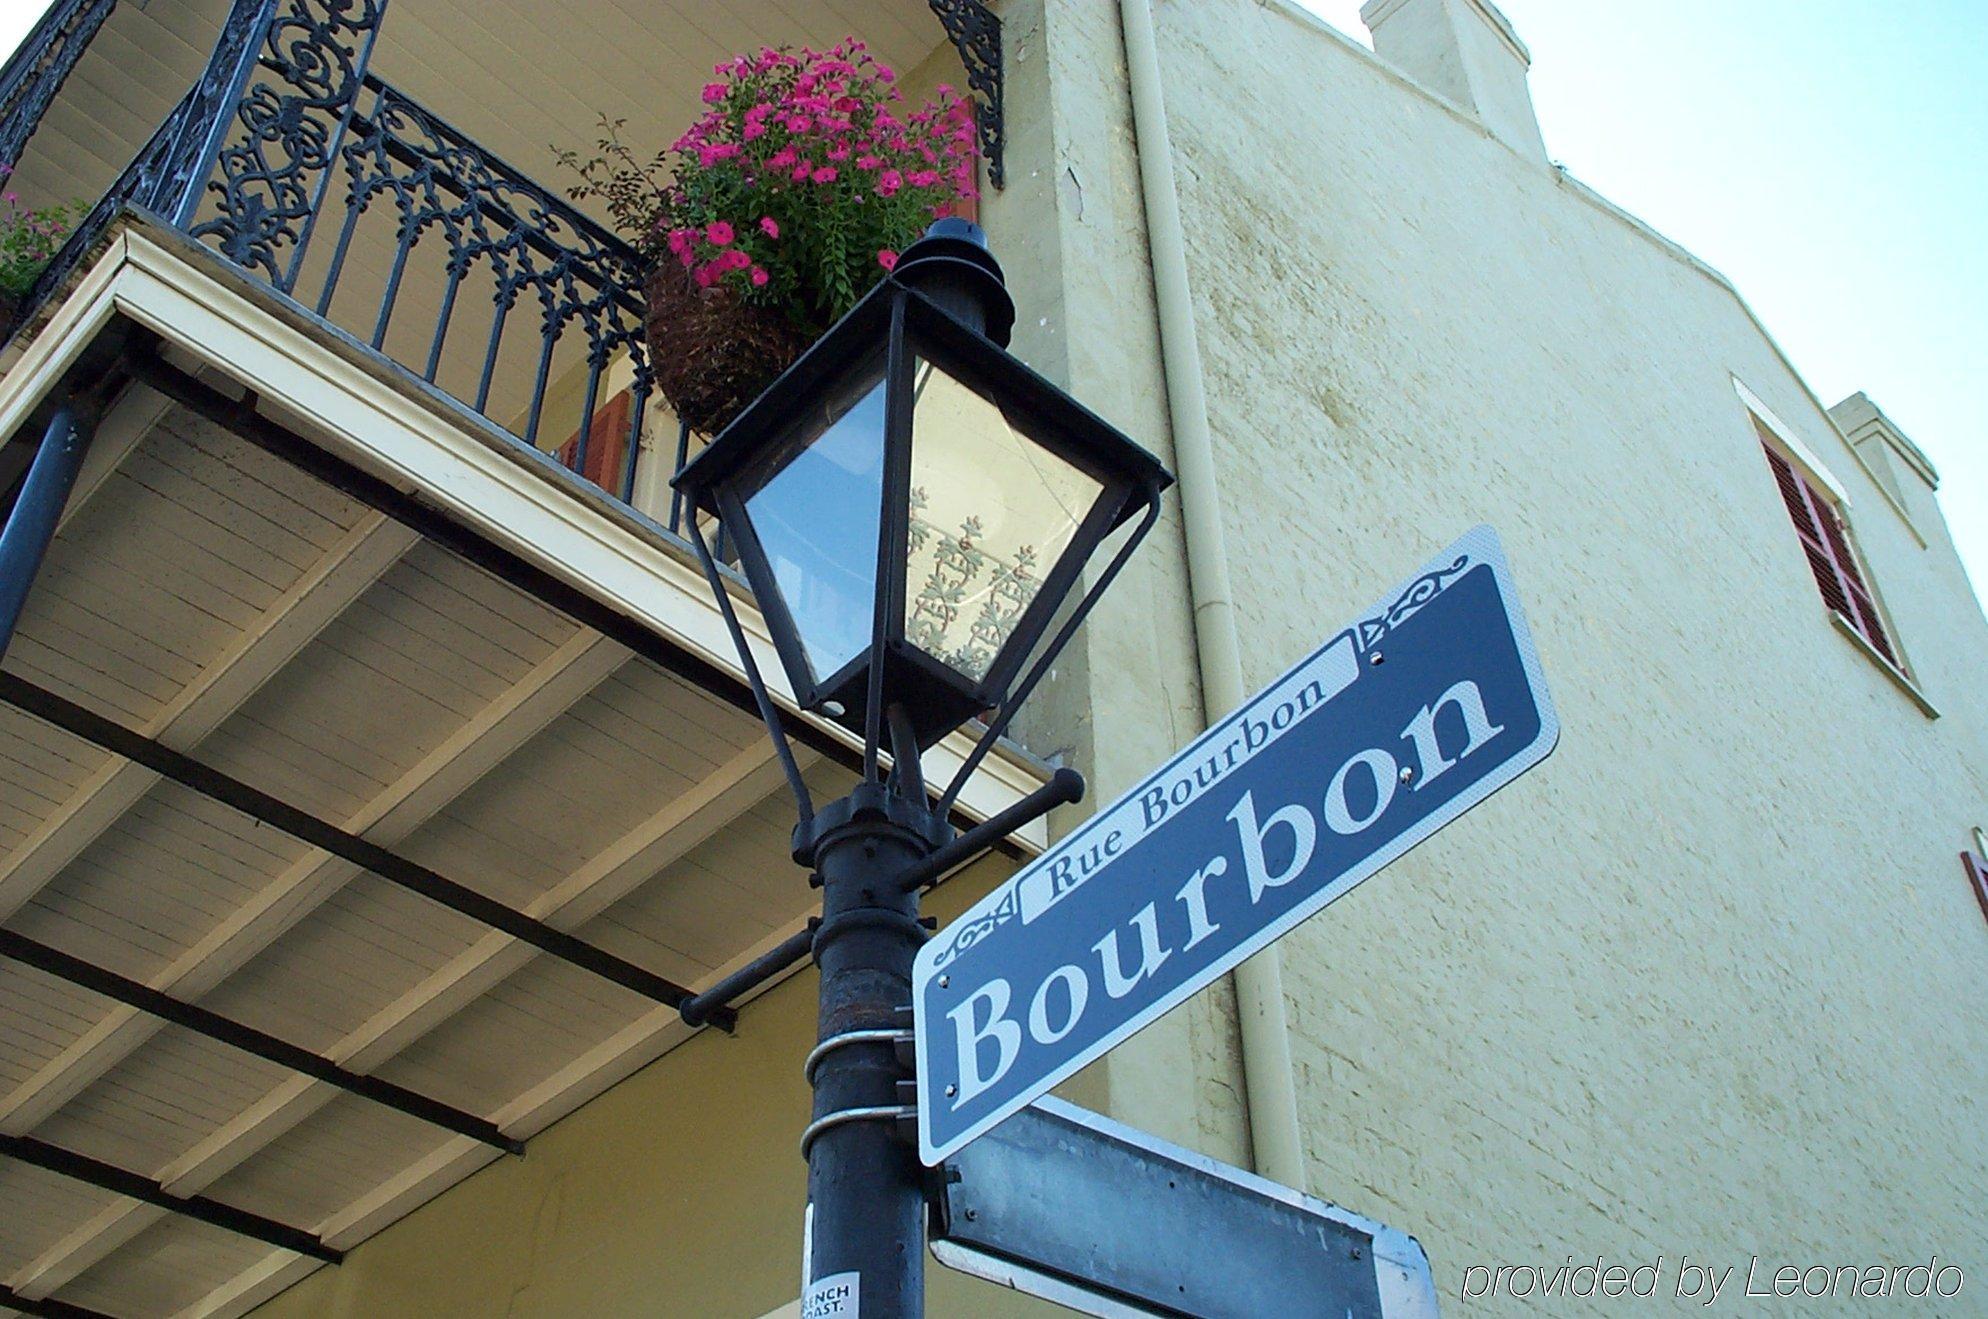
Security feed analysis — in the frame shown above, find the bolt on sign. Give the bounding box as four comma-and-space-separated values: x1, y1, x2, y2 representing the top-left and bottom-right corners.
914, 525, 1560, 1165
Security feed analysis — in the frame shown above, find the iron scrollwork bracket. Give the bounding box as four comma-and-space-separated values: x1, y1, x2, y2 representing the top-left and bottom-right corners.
186, 0, 388, 291
927, 0, 1004, 189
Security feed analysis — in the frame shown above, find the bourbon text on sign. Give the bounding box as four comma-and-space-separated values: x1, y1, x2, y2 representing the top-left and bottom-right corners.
914, 526, 1560, 1164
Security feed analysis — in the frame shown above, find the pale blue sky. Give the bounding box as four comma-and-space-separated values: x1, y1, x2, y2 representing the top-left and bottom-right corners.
2, 0, 1980, 595
1294, 0, 1988, 600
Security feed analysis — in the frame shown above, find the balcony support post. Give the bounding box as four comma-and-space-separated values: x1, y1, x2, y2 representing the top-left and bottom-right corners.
0, 393, 100, 663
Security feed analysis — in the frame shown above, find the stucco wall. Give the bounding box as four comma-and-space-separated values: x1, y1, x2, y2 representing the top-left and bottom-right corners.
1107, 0, 1988, 1307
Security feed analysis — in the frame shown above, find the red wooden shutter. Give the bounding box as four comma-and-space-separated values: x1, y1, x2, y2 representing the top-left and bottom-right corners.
1761, 442, 1900, 667
1813, 497, 1898, 664
1763, 444, 1853, 617
1964, 852, 1988, 927
557, 388, 634, 495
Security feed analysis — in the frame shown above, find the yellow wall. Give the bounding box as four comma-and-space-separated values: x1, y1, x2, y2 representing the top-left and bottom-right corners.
250, 854, 1068, 1318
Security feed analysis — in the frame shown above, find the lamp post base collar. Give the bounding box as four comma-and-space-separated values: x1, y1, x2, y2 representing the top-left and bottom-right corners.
794, 781, 954, 866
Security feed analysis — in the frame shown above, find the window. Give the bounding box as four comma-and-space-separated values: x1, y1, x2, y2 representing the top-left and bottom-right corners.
1759, 439, 1903, 671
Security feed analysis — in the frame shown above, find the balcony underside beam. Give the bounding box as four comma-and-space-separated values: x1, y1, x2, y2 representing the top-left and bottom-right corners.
0, 927, 522, 1155
8, 739, 806, 1298
0, 670, 724, 1026
0, 1132, 339, 1263
0, 1279, 115, 1319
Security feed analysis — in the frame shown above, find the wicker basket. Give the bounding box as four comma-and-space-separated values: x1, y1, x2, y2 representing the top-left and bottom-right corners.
643, 264, 811, 438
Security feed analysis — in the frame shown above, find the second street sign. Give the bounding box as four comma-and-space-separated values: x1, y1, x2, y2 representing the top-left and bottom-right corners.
914, 525, 1560, 1164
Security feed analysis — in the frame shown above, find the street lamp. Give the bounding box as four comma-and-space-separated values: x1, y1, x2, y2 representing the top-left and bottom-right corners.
672, 219, 1172, 1317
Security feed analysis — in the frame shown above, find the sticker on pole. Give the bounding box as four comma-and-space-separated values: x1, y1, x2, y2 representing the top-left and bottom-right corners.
913, 525, 1559, 1165
802, 1271, 859, 1318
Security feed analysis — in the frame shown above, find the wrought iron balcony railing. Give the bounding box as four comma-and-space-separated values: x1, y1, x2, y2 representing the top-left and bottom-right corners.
1, 0, 1005, 535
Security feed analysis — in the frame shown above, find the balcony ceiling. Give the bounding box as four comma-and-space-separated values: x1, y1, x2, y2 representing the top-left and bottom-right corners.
0, 364, 857, 1316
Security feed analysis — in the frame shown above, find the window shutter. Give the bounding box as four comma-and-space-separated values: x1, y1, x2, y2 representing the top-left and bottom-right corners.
1964, 852, 1988, 928
1762, 444, 1853, 618
557, 387, 634, 495
1813, 497, 1899, 665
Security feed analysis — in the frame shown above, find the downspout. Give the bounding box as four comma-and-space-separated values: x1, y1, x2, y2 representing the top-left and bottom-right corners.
1116, 0, 1306, 1190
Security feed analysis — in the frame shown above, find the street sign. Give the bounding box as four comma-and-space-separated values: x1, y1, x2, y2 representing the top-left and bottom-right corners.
914, 525, 1558, 1164
931, 1096, 1439, 1319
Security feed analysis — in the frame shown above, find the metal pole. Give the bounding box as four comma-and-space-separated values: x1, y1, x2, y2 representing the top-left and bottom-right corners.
0, 395, 98, 661
799, 785, 944, 1317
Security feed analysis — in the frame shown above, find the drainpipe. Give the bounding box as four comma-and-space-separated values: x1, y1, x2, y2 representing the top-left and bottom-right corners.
1116, 0, 1306, 1190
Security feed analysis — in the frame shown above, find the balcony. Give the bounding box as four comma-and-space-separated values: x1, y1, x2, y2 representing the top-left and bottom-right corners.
0, 0, 1004, 520
0, 3, 1036, 1316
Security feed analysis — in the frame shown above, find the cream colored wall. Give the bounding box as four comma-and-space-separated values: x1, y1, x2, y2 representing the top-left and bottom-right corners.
977, 0, 1256, 1172
1047, 0, 1988, 1308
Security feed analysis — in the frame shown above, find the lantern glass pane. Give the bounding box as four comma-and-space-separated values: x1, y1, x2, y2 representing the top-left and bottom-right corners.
743, 378, 888, 683
904, 360, 1103, 682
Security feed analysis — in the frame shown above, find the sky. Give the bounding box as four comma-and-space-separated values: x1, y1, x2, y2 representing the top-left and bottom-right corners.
1289, 0, 1988, 599
1, 0, 1980, 592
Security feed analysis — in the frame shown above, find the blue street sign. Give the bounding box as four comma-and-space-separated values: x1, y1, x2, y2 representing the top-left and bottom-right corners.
914, 525, 1560, 1165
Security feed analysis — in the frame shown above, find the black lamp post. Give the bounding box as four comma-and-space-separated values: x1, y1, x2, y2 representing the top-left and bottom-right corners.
673, 219, 1173, 1316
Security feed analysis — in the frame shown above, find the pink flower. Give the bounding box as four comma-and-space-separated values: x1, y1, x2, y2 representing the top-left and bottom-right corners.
786, 114, 812, 133
909, 169, 941, 188
877, 249, 899, 271
876, 169, 902, 197
724, 249, 752, 271
759, 216, 780, 238
693, 264, 717, 287
750, 266, 770, 287
744, 121, 767, 140
701, 82, 728, 104
812, 166, 839, 183
793, 161, 814, 181
705, 220, 735, 246
856, 154, 882, 171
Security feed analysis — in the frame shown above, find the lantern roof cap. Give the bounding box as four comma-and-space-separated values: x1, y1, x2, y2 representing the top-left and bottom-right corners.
893, 219, 1016, 347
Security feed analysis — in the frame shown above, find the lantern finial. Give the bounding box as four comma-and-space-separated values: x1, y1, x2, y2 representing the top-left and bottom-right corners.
894, 218, 1016, 346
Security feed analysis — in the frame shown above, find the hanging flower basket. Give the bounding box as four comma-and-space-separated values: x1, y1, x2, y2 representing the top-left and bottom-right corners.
642, 261, 810, 438
557, 39, 980, 436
